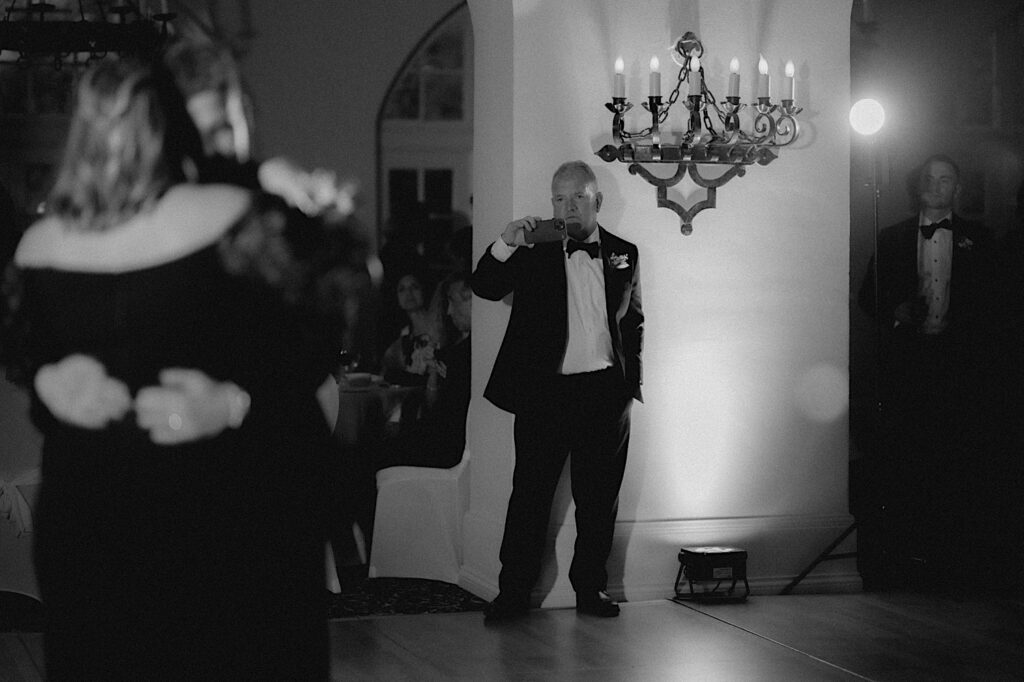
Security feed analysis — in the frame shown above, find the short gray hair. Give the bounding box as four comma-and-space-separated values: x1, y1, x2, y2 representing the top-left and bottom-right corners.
552, 160, 599, 192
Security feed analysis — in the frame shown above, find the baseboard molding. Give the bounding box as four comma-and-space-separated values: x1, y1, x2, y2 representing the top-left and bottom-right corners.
459, 511, 861, 607
458, 564, 497, 604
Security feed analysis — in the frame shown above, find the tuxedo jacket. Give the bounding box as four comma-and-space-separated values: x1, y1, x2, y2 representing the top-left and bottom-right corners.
472, 226, 643, 414
857, 213, 993, 342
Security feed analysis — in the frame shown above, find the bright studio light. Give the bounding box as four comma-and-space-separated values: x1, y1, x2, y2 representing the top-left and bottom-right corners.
849, 98, 885, 136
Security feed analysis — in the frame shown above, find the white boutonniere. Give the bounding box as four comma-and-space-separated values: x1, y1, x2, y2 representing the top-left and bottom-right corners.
608, 252, 630, 269
956, 237, 974, 250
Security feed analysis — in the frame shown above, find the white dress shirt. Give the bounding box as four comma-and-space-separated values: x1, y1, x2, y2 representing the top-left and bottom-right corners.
560, 233, 614, 374
917, 212, 953, 335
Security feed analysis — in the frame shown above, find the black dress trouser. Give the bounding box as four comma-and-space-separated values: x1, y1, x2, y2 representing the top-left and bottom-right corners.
498, 367, 631, 597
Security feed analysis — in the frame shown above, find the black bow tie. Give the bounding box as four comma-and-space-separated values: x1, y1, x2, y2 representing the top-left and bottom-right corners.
566, 240, 600, 259
920, 219, 952, 240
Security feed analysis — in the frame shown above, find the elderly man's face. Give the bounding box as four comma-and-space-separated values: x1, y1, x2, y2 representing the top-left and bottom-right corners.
551, 170, 602, 241
186, 90, 237, 158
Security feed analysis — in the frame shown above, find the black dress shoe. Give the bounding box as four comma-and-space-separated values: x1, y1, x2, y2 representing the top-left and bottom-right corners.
483, 591, 529, 623
575, 590, 620, 617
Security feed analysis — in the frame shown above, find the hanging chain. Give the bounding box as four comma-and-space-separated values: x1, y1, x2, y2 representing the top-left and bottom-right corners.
619, 56, 724, 142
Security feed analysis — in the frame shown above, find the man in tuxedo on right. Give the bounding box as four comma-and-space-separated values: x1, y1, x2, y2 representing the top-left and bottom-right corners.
857, 153, 995, 589
473, 160, 643, 622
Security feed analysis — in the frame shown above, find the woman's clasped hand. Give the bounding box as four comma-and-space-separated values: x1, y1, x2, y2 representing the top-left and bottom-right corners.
34, 354, 251, 444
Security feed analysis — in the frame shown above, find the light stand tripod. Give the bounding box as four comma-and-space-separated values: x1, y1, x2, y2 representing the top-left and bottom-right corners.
781, 100, 885, 595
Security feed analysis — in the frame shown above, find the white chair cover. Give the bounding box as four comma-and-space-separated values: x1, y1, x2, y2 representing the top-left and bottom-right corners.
368, 449, 470, 584
0, 381, 43, 600
0, 469, 42, 600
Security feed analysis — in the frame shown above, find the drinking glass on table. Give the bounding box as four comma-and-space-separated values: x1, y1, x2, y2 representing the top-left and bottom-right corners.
336, 350, 367, 388
338, 349, 361, 373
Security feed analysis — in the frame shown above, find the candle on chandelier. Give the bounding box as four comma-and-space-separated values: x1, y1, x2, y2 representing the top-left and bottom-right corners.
614, 57, 625, 98
728, 58, 740, 98
784, 60, 795, 101
757, 54, 770, 98
689, 55, 702, 96
649, 56, 661, 97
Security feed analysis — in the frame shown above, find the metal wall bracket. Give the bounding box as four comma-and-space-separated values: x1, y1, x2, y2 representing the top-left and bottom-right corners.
627, 161, 747, 235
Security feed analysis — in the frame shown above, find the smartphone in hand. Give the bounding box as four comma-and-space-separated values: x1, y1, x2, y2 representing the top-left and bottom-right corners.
524, 218, 566, 244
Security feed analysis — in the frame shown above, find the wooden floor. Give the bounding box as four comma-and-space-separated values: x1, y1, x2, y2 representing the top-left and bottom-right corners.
3, 592, 1022, 680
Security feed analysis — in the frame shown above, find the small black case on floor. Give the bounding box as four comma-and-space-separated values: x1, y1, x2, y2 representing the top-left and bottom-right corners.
674, 546, 750, 602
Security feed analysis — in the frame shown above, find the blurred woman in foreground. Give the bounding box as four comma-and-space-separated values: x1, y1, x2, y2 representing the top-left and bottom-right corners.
9, 58, 331, 680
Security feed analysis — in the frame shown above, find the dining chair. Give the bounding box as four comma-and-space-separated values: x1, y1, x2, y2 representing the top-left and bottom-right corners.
368, 448, 470, 584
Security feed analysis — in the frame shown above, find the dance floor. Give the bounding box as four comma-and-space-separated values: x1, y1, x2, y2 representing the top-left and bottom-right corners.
2, 592, 1022, 680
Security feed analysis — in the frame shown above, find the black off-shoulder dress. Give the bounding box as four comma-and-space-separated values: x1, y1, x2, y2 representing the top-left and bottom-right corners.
14, 221, 335, 679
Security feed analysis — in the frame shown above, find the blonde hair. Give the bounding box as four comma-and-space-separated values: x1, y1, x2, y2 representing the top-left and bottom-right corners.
47, 58, 201, 232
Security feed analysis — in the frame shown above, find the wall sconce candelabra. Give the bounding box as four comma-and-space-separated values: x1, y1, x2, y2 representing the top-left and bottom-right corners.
0, 1, 175, 69
595, 32, 801, 235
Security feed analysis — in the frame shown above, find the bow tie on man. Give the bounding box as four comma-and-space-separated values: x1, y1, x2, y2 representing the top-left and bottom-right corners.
566, 239, 601, 259
920, 219, 952, 240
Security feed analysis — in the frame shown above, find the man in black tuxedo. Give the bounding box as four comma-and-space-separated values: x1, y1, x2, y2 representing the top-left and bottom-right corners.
857, 154, 995, 588
473, 161, 643, 621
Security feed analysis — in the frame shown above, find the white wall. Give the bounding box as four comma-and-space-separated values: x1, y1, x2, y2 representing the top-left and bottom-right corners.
464, 0, 856, 605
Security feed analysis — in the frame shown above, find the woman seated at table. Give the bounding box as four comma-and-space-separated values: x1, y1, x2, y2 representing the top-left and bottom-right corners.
379, 269, 445, 386
374, 271, 471, 471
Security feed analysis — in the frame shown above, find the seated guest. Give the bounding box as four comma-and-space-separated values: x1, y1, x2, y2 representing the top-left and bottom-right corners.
379, 269, 444, 385
375, 271, 471, 471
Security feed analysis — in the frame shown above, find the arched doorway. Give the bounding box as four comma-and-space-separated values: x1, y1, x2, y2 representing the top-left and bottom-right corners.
376, 3, 473, 283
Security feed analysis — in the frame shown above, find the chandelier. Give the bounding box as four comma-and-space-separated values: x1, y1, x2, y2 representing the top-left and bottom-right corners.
595, 32, 801, 235
0, 1, 175, 69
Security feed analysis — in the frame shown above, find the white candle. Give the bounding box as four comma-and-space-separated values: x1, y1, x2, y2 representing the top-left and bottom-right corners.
757, 55, 770, 98
614, 56, 625, 98
784, 60, 795, 101
161, 0, 168, 13
728, 57, 740, 98
689, 55, 702, 96
649, 56, 661, 98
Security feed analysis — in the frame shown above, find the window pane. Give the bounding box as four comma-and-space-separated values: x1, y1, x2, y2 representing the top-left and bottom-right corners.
424, 169, 453, 214
383, 71, 420, 120
388, 169, 418, 216
424, 29, 463, 70
423, 72, 462, 120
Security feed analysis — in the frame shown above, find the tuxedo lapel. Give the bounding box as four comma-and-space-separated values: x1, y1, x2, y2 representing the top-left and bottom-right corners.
947, 214, 984, 290
542, 239, 568, 319
600, 234, 617, 327
599, 228, 628, 326
893, 220, 919, 294
526, 240, 569, 355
